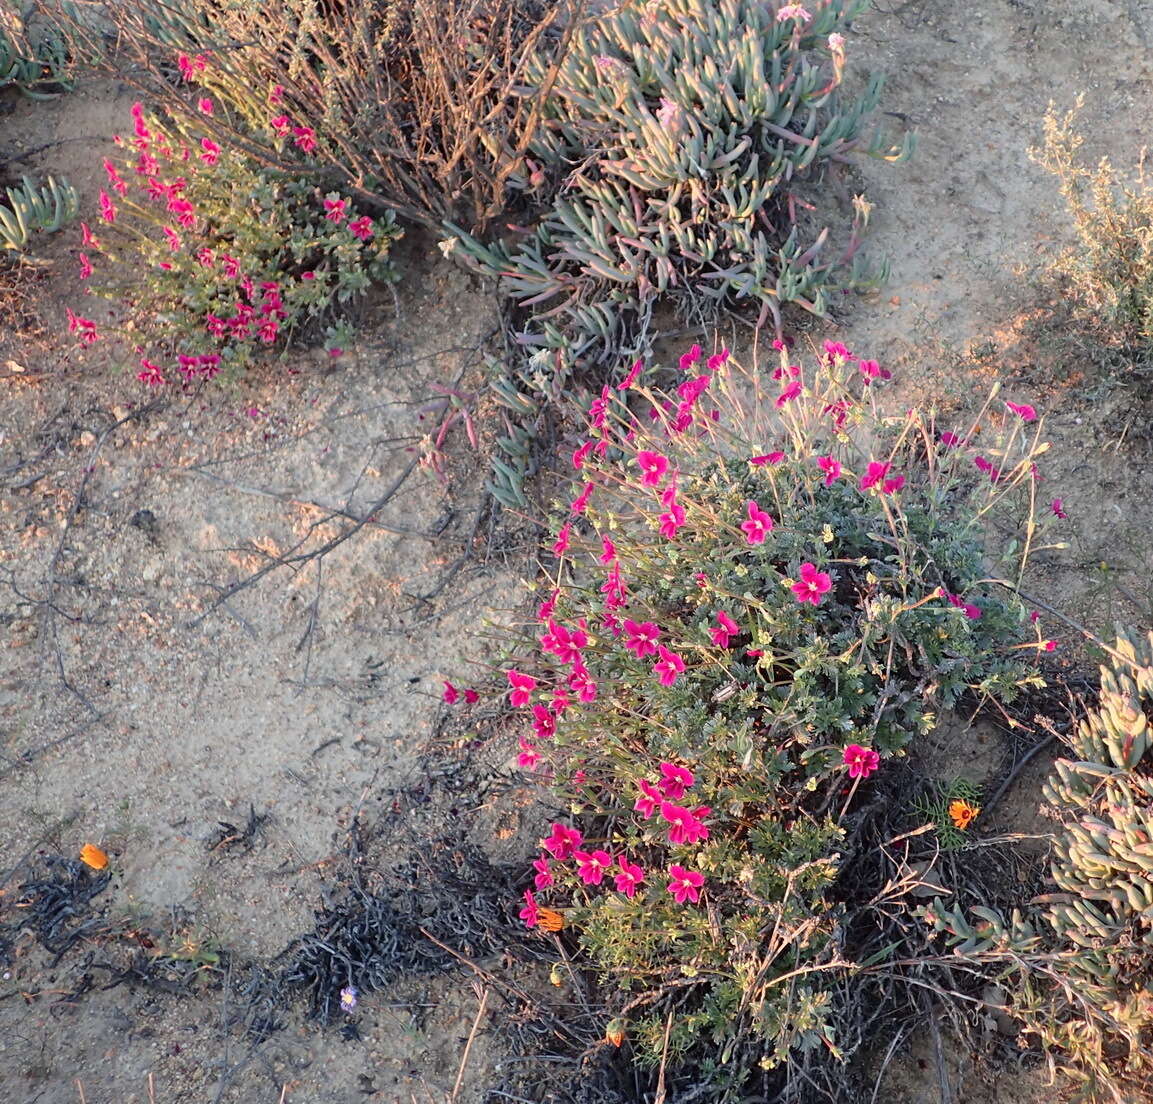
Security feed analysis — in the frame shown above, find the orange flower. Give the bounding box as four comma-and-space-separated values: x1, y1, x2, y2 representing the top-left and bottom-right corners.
948, 799, 980, 831
537, 908, 565, 933
79, 843, 109, 870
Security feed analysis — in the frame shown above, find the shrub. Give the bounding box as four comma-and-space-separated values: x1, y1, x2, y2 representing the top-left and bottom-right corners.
60, 0, 580, 232
1, 13, 74, 98
1031, 97, 1153, 375
450, 0, 911, 386
68, 93, 401, 383
495, 341, 1052, 1096
926, 630, 1153, 1102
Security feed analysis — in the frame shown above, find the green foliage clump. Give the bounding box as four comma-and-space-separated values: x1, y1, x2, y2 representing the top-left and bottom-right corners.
924, 630, 1153, 1102
0, 16, 74, 98
1, 174, 78, 254
452, 0, 910, 384
510, 343, 1046, 1097
1031, 98, 1153, 375
76, 97, 400, 381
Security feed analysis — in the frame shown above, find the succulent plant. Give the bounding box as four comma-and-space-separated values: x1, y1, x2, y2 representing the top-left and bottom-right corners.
921, 630, 1153, 1101
1, 20, 74, 98
0, 175, 80, 254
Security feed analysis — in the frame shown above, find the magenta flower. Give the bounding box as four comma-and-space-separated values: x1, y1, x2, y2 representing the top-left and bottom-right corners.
98, 189, 117, 223
634, 779, 662, 819
323, 197, 347, 223
137, 358, 166, 387
80, 221, 98, 248
667, 864, 704, 904
519, 889, 540, 928
199, 137, 220, 164
349, 216, 373, 241
78, 253, 93, 280
858, 358, 891, 382
843, 744, 880, 779
443, 680, 459, 704
618, 357, 644, 389
540, 620, 587, 665
1051, 498, 1067, 519
270, 113, 291, 137
750, 451, 786, 466
552, 523, 571, 557
659, 762, 694, 799
963, 603, 982, 620
776, 381, 802, 407
613, 858, 645, 899
464, 688, 479, 704
817, 455, 842, 486
1005, 400, 1037, 422
772, 364, 800, 380
588, 385, 611, 428
710, 611, 739, 648
571, 441, 593, 470
507, 669, 537, 707
973, 456, 1001, 483
293, 125, 316, 153
517, 739, 540, 770
678, 344, 701, 371
196, 96, 213, 114
1043, 639, 1058, 652
636, 450, 669, 487
706, 349, 730, 372
600, 535, 617, 564
658, 502, 686, 539
572, 849, 613, 886
882, 474, 905, 495
660, 801, 708, 845
792, 562, 832, 606
823, 339, 852, 361
939, 431, 962, 448
653, 646, 685, 687
623, 619, 660, 658
570, 482, 594, 515
601, 562, 627, 611
859, 461, 889, 490
741, 500, 774, 545
542, 822, 582, 860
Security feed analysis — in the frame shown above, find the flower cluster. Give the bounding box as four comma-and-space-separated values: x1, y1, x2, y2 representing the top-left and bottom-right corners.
67, 73, 400, 382
480, 340, 1052, 1073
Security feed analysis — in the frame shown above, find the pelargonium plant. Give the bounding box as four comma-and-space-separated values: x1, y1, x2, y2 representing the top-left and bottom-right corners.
485, 341, 1061, 1090
68, 71, 401, 385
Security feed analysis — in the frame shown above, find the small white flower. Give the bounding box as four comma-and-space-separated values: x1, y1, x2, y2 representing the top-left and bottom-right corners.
437, 237, 458, 259
828, 32, 845, 52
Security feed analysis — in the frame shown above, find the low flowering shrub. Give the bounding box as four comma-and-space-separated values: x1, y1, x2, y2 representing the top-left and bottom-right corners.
69, 91, 400, 383
492, 340, 1057, 1091
924, 630, 1153, 1102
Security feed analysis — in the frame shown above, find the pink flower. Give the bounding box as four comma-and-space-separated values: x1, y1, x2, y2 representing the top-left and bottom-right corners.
78, 253, 93, 279
570, 482, 594, 516
588, 385, 611, 428
816, 456, 841, 486
679, 344, 701, 371
569, 667, 598, 703
162, 226, 181, 251
532, 855, 554, 890
599, 535, 617, 564
540, 620, 587, 665
137, 357, 167, 386
443, 680, 459, 704
658, 502, 686, 539
573, 849, 613, 885
349, 216, 373, 241
1005, 400, 1037, 422
221, 254, 241, 278
324, 197, 347, 223
507, 669, 537, 707
652, 645, 685, 687
517, 737, 540, 769
634, 779, 663, 819
571, 441, 593, 470
542, 822, 582, 860
98, 190, 117, 223
710, 611, 739, 648
80, 221, 98, 248
197, 97, 213, 115
636, 450, 669, 486
776, 381, 802, 407
1043, 639, 1058, 652
1030, 610, 1041, 624
552, 523, 571, 557
882, 474, 905, 495
963, 604, 982, 620
858, 358, 892, 382
519, 889, 539, 928
66, 308, 99, 344
623, 620, 661, 658
293, 125, 316, 153
537, 589, 559, 622
706, 348, 730, 372
939, 431, 962, 448
660, 802, 708, 845
667, 864, 704, 904
199, 137, 220, 164
659, 762, 694, 800
741, 500, 774, 545
823, 339, 852, 361
750, 452, 786, 466
270, 113, 291, 137
613, 858, 645, 898
1051, 498, 1067, 519
601, 562, 627, 611
618, 357, 644, 389
859, 461, 890, 490
843, 744, 880, 779
792, 562, 832, 606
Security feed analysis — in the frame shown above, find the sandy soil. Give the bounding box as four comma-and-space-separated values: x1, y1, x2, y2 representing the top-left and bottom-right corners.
3, 0, 1153, 1101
